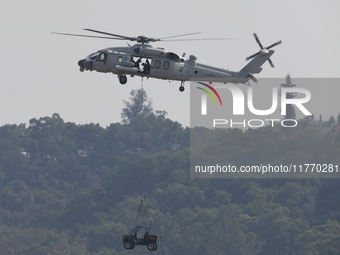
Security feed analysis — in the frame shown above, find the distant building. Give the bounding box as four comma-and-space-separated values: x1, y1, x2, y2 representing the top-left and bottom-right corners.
301, 114, 336, 136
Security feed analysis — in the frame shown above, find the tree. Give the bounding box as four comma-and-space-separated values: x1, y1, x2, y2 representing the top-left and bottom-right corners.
295, 219, 340, 255
2, 111, 340, 254
121, 89, 153, 125
329, 116, 336, 125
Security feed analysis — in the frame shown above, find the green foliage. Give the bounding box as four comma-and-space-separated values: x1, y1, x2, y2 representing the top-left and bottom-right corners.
121, 89, 153, 125
295, 219, 340, 255
0, 101, 340, 254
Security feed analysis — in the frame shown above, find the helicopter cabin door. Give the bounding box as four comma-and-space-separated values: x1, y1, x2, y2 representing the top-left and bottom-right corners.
173, 61, 187, 81
93, 52, 108, 73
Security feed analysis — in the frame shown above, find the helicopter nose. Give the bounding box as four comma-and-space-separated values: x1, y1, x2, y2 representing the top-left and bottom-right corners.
78, 59, 85, 67
83, 60, 93, 70
78, 59, 93, 71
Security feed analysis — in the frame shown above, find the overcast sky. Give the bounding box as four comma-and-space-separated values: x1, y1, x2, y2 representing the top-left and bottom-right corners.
0, 0, 339, 127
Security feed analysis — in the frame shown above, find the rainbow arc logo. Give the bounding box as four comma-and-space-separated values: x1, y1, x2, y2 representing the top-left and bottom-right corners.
196, 82, 223, 115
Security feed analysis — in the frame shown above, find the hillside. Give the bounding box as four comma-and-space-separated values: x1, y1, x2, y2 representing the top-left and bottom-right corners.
0, 91, 340, 254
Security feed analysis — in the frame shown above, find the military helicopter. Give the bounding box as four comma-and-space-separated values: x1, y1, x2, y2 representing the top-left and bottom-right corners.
53, 29, 282, 92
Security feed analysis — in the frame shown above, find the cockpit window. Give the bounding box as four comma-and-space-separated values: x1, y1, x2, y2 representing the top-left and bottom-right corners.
167, 52, 180, 61
97, 53, 108, 62
88, 52, 100, 60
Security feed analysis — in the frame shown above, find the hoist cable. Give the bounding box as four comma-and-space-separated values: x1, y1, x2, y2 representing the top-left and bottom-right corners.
141, 77, 144, 196
131, 78, 154, 232
132, 198, 143, 231
142, 198, 154, 232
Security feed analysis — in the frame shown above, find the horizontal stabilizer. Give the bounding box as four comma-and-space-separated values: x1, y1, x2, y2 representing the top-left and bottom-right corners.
248, 73, 258, 83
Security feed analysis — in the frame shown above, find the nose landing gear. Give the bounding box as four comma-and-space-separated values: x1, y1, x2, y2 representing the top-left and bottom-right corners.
119, 75, 127, 85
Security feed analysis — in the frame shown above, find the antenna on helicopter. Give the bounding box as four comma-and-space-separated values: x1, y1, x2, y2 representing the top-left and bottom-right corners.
246, 33, 282, 67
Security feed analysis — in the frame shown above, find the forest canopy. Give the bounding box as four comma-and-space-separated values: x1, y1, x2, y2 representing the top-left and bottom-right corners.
0, 89, 339, 254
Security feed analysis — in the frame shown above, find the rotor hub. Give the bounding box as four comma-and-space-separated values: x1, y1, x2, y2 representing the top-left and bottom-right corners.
245, 33, 282, 68
137, 35, 149, 43
260, 49, 269, 54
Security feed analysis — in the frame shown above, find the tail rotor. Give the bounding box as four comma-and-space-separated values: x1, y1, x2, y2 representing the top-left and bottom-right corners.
246, 33, 282, 67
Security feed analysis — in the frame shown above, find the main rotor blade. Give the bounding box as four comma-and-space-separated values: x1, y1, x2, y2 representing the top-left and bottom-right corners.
268, 58, 275, 67
52, 32, 126, 40
266, 40, 282, 50
159, 32, 201, 40
253, 33, 264, 49
83, 28, 135, 41
246, 52, 259, 61
162, 37, 235, 42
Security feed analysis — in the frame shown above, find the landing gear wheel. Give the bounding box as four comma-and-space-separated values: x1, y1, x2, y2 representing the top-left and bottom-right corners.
179, 81, 185, 92
124, 242, 135, 250
147, 243, 157, 251
119, 75, 127, 85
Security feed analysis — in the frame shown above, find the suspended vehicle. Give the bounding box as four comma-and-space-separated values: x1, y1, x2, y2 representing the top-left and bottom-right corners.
53, 29, 282, 92
122, 226, 160, 251
122, 198, 161, 251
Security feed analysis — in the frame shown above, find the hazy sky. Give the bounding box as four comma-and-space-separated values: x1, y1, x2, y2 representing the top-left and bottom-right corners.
1, 0, 339, 127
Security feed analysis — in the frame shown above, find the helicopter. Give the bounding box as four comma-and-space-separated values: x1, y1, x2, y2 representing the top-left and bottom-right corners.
53, 29, 282, 92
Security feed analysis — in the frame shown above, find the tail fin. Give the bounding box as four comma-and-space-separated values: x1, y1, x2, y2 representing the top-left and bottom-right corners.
240, 49, 274, 76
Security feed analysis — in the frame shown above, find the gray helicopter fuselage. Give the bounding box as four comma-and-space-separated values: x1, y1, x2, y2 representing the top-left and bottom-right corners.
55, 29, 280, 91
79, 43, 249, 84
